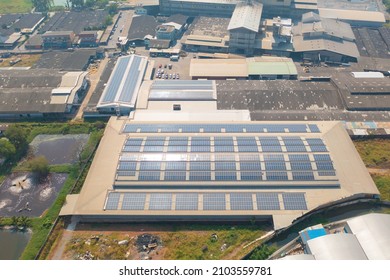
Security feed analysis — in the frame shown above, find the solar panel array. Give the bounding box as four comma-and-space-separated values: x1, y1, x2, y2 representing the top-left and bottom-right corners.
116, 134, 337, 183
104, 192, 307, 211
124, 124, 321, 134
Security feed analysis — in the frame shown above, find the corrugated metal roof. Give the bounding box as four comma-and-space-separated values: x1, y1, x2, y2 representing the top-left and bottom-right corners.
319, 8, 386, 23
247, 61, 297, 75
227, 2, 263, 32
149, 80, 216, 100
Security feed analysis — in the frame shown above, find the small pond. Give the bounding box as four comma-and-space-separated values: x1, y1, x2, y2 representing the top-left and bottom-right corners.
0, 229, 31, 260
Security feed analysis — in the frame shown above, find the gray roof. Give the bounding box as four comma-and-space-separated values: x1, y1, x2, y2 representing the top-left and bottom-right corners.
149, 80, 216, 101
0, 69, 66, 114
97, 55, 148, 109
227, 2, 263, 32
346, 213, 390, 260
32, 49, 95, 71
166, 14, 189, 26
302, 11, 321, 23
127, 15, 158, 41
25, 34, 43, 47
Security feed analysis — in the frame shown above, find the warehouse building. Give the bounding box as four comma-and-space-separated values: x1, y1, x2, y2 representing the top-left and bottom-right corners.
61, 105, 379, 229
0, 69, 88, 118
190, 57, 297, 80
97, 55, 148, 115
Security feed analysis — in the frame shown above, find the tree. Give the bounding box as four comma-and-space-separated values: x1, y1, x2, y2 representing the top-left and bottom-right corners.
17, 216, 32, 228
29, 156, 49, 180
4, 125, 28, 151
31, 0, 53, 13
0, 138, 16, 159
70, 0, 85, 9
249, 244, 277, 260
107, 3, 118, 15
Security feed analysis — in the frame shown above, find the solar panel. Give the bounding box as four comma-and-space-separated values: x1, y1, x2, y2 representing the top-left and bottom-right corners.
202, 125, 222, 133
245, 124, 264, 133
318, 171, 336, 176
309, 145, 328, 152
123, 124, 138, 133
239, 154, 260, 161
189, 154, 210, 161
224, 124, 244, 133
292, 171, 315, 181
214, 137, 234, 146
259, 137, 280, 146
290, 161, 312, 171
169, 136, 188, 141
203, 193, 226, 210
237, 145, 259, 152
263, 154, 285, 161
230, 193, 253, 210
266, 172, 288, 181
215, 171, 237, 181
117, 171, 136, 176
285, 145, 307, 152
190, 146, 211, 152
306, 138, 325, 145
282, 137, 304, 146
121, 193, 146, 210
262, 145, 283, 152
138, 125, 158, 133
313, 154, 331, 161
143, 146, 164, 152
139, 161, 161, 170
215, 154, 236, 161
264, 161, 287, 171
240, 171, 262, 181
159, 125, 180, 133
214, 145, 235, 152
189, 171, 211, 181
215, 161, 236, 170
167, 145, 188, 152
149, 193, 172, 210
165, 161, 187, 170
282, 193, 307, 210
316, 161, 334, 171
256, 193, 280, 210
123, 146, 142, 152
236, 137, 257, 145
125, 138, 143, 146
240, 162, 261, 170
105, 192, 120, 210
190, 161, 211, 170
285, 124, 308, 133
182, 125, 201, 133
168, 140, 188, 146
289, 154, 310, 161
138, 171, 161, 181
191, 137, 211, 146
175, 193, 198, 210
164, 171, 186, 181
144, 140, 165, 146
118, 161, 137, 171
264, 125, 285, 133
308, 124, 320, 133
102, 57, 129, 102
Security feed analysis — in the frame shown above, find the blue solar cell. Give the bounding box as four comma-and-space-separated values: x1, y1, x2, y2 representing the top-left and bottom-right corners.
138, 171, 161, 181
214, 145, 235, 152
118, 56, 142, 102
238, 145, 258, 152
309, 145, 328, 152
239, 154, 260, 161
202, 125, 222, 133
236, 137, 257, 146
103, 57, 130, 102
313, 154, 331, 161
105, 192, 121, 210
262, 145, 283, 152
168, 140, 188, 146
256, 193, 280, 210
292, 171, 315, 181
164, 171, 186, 181
165, 161, 187, 170
240, 162, 261, 171
265, 161, 287, 171
285, 124, 308, 133
117, 171, 136, 176
144, 140, 165, 146
139, 162, 161, 170
123, 146, 142, 152
189, 171, 211, 181
215, 154, 236, 161
175, 193, 198, 210
306, 138, 325, 145
118, 161, 137, 171
121, 193, 146, 210
149, 193, 172, 210
285, 145, 307, 152
167, 145, 188, 152
215, 162, 236, 170
190, 162, 211, 170
190, 146, 211, 152
143, 146, 164, 152
289, 154, 310, 161
259, 137, 280, 146
203, 193, 226, 210
308, 124, 320, 133
181, 125, 201, 133
138, 125, 158, 133
318, 171, 336, 176
282, 137, 304, 146
263, 154, 284, 161
282, 193, 307, 210
240, 171, 262, 181
264, 125, 285, 133
123, 124, 138, 133
316, 161, 334, 171
266, 172, 288, 181
230, 193, 253, 210
125, 138, 143, 146
160, 125, 180, 133
191, 137, 210, 145
290, 161, 312, 171
245, 124, 264, 133
214, 137, 234, 145
215, 171, 237, 181
189, 154, 210, 161
224, 124, 244, 133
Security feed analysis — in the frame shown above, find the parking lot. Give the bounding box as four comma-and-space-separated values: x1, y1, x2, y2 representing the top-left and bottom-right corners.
149, 54, 192, 80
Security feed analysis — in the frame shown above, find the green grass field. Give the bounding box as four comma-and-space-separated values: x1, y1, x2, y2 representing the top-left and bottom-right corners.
354, 139, 390, 168
0, 0, 32, 14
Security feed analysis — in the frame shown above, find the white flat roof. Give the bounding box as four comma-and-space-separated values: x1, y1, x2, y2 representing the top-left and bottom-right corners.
351, 72, 384, 78
318, 8, 386, 23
